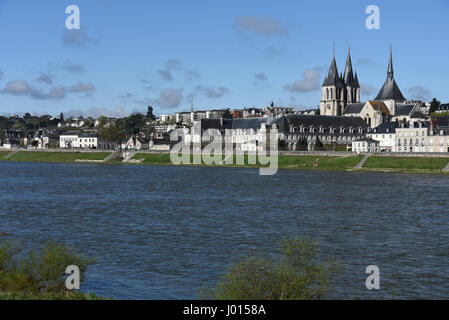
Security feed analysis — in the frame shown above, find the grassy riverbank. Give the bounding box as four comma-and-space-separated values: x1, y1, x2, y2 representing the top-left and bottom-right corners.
1, 151, 111, 163
133, 153, 364, 170
2, 150, 449, 174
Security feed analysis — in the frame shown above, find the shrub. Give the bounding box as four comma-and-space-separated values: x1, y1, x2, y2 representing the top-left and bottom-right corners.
0, 240, 93, 299
200, 238, 339, 300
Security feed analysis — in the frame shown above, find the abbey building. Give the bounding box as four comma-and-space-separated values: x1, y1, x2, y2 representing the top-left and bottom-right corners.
320, 47, 427, 129
320, 48, 361, 116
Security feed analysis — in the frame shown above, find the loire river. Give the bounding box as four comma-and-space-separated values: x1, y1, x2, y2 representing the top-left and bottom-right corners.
1, 161, 449, 299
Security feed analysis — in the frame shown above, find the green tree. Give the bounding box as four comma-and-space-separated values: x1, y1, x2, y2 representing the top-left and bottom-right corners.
97, 116, 107, 128
122, 113, 146, 134
60, 112, 64, 122
429, 98, 441, 114
146, 106, 156, 122
200, 238, 339, 300
98, 123, 124, 143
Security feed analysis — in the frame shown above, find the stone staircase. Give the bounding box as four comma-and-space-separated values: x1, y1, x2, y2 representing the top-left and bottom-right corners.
442, 161, 449, 173
353, 154, 370, 170
122, 151, 136, 163
103, 151, 120, 162
2, 150, 18, 160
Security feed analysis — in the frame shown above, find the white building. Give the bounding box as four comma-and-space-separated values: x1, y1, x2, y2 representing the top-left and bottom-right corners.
60, 133, 98, 149
369, 122, 398, 152
352, 137, 380, 153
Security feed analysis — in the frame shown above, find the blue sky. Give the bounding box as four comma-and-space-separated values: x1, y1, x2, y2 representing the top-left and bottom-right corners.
0, 0, 448, 118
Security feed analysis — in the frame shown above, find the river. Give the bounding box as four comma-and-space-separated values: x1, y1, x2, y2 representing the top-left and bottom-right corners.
1, 161, 449, 299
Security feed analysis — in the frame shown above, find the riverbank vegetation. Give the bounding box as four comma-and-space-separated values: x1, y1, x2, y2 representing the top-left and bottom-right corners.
2, 151, 449, 174
363, 156, 448, 171
1, 151, 111, 163
0, 240, 99, 300
199, 238, 339, 300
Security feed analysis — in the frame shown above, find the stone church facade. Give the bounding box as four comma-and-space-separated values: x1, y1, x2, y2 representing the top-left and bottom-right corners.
320, 48, 361, 116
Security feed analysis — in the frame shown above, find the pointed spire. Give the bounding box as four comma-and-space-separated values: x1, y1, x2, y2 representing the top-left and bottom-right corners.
323, 45, 340, 86
343, 47, 355, 85
387, 45, 394, 80
375, 45, 405, 101
354, 72, 360, 88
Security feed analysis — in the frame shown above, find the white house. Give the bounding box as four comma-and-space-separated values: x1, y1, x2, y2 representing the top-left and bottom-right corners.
352, 137, 380, 153
60, 133, 98, 149
369, 122, 398, 152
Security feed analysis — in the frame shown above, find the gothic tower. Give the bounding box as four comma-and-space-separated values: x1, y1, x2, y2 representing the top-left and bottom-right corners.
343, 48, 360, 106
320, 49, 346, 116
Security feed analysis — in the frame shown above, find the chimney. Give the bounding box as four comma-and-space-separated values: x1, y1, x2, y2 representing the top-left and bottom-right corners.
430, 118, 438, 131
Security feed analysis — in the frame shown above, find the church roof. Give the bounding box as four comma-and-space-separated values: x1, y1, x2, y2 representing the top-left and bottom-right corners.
343, 103, 364, 115
395, 104, 415, 116
368, 101, 390, 116
322, 52, 345, 88
343, 49, 356, 87
375, 47, 406, 101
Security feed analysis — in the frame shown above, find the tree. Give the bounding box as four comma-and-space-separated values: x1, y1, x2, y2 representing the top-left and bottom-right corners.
98, 123, 124, 143
146, 106, 156, 122
97, 116, 107, 128
429, 98, 441, 114
60, 112, 64, 122
122, 113, 146, 134
200, 238, 339, 300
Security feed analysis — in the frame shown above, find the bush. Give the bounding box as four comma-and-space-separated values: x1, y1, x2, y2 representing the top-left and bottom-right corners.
200, 238, 339, 300
0, 240, 94, 299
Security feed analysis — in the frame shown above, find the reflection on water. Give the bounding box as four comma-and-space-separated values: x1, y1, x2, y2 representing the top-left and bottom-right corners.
1, 161, 449, 299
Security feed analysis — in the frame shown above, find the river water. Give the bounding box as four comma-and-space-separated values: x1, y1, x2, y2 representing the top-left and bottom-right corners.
1, 161, 449, 299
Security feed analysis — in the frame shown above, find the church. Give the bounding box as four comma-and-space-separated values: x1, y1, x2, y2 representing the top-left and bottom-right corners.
320, 47, 427, 128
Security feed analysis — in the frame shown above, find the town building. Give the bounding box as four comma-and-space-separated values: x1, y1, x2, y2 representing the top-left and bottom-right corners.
368, 121, 398, 152
352, 137, 380, 153
434, 103, 449, 114
59, 132, 98, 149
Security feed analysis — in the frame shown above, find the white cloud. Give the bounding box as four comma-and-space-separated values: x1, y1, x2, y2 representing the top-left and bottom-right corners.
284, 68, 321, 93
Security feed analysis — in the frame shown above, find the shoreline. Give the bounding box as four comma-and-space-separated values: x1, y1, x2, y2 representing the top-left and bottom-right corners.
1, 150, 449, 175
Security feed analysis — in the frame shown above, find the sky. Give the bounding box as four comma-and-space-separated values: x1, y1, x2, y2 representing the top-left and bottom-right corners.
0, 0, 448, 118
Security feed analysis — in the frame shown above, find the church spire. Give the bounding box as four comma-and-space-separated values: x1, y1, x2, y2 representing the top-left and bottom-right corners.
387, 45, 394, 80
343, 47, 355, 85
375, 46, 405, 101
323, 45, 340, 86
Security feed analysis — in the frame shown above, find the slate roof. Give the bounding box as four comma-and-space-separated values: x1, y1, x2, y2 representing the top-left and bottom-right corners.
375, 48, 406, 101
343, 103, 365, 115
200, 115, 367, 133
436, 104, 449, 111
371, 121, 399, 134
283, 114, 368, 129
395, 104, 415, 116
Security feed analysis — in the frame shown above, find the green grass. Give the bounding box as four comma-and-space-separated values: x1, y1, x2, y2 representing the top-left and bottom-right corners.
133, 153, 172, 164
5, 152, 111, 163
0, 151, 11, 159
363, 156, 449, 171
133, 153, 363, 171
277, 155, 363, 170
